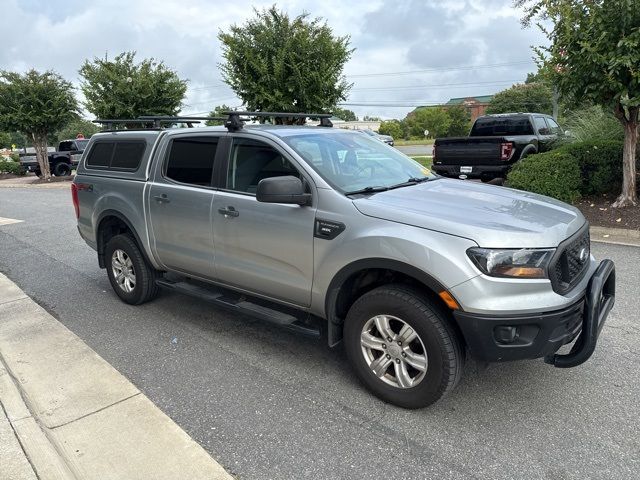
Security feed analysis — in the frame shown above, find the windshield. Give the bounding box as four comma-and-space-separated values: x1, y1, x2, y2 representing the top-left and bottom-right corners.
282, 131, 434, 193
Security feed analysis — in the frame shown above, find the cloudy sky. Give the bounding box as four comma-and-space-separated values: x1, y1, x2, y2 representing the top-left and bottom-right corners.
3, 0, 546, 119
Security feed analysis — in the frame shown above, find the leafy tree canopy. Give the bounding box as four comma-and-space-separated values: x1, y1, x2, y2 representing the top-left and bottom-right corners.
332, 107, 357, 122
80, 51, 187, 119
56, 117, 100, 142
219, 6, 353, 123
486, 82, 553, 115
378, 120, 403, 139
516, 0, 640, 206
0, 69, 77, 178
206, 104, 233, 126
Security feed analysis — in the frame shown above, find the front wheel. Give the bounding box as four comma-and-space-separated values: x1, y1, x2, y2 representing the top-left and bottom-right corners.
344, 285, 464, 408
105, 234, 160, 305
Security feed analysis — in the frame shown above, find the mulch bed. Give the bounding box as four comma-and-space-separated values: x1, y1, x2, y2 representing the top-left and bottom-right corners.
0, 173, 22, 181
575, 194, 640, 230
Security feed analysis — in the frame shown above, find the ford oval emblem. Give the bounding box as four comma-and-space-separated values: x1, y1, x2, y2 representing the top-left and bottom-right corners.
579, 247, 588, 263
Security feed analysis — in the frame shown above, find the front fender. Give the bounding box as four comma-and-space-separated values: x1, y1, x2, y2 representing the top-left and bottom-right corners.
310, 219, 480, 319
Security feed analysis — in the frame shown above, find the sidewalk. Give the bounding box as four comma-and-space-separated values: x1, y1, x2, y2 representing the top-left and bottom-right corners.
0, 272, 233, 480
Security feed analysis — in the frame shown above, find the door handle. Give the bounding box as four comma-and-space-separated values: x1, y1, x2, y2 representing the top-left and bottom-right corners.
218, 206, 239, 218
154, 194, 170, 203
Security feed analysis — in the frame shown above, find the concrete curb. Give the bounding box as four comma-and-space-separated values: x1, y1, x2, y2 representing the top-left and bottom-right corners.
0, 182, 71, 189
0, 272, 233, 480
590, 226, 640, 247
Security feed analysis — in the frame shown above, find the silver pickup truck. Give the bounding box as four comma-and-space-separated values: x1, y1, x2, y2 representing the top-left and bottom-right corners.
72, 112, 615, 408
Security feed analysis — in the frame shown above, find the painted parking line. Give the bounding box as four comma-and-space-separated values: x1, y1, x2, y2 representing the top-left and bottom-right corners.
0, 217, 23, 226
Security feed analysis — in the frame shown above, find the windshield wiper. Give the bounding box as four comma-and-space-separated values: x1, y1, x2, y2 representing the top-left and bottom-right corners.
346, 177, 431, 196
345, 185, 390, 196
385, 176, 431, 191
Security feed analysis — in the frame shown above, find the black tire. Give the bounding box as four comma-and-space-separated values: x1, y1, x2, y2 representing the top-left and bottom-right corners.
105, 234, 160, 305
344, 284, 463, 409
53, 163, 71, 176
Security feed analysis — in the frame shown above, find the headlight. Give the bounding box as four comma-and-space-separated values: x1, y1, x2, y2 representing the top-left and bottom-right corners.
466, 247, 555, 279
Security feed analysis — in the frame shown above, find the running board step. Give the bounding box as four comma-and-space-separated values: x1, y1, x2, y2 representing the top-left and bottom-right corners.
155, 278, 320, 337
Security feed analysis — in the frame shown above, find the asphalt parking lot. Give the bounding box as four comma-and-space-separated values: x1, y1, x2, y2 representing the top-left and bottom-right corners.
0, 187, 638, 480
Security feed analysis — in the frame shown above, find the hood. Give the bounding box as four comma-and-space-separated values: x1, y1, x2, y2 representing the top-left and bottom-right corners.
379, 134, 394, 142
352, 178, 585, 248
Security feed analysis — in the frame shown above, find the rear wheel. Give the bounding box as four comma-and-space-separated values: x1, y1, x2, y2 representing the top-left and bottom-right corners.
105, 234, 160, 305
53, 163, 71, 176
344, 284, 463, 408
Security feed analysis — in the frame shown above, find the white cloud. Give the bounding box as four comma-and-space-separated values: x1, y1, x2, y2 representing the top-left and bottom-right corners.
2, 0, 547, 119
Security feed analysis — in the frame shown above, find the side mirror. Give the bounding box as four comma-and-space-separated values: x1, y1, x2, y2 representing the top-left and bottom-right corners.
256, 176, 311, 206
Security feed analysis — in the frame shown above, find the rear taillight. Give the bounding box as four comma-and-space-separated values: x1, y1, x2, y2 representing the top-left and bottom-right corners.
71, 183, 79, 219
500, 142, 514, 161
432, 145, 437, 162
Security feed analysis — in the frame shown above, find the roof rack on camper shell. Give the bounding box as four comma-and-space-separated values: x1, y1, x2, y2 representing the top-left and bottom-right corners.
92, 111, 334, 132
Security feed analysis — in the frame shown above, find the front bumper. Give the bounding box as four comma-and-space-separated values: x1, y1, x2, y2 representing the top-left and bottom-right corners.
453, 260, 615, 367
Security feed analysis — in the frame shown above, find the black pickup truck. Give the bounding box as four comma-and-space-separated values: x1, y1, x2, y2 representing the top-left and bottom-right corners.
20, 138, 90, 176
432, 113, 562, 181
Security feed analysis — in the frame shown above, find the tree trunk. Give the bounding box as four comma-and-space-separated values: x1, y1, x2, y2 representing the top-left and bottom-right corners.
612, 115, 638, 207
31, 132, 51, 181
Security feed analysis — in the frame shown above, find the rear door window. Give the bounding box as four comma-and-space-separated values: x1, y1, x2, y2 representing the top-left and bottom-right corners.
164, 137, 219, 187
471, 117, 534, 136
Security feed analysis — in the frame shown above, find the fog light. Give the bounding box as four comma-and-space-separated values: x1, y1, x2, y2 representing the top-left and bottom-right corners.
494, 326, 520, 344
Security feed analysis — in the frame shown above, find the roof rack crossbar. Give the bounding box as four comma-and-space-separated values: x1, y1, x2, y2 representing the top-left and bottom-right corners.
221, 111, 333, 130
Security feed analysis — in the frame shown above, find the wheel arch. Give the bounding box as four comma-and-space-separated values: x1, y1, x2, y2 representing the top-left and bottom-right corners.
324, 258, 456, 347
96, 210, 154, 269
519, 144, 538, 160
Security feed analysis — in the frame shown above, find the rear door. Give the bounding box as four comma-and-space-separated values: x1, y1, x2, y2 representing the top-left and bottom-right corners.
148, 134, 222, 279
210, 136, 316, 307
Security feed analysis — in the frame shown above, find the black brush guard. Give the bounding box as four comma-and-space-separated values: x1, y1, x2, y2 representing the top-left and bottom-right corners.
545, 259, 616, 368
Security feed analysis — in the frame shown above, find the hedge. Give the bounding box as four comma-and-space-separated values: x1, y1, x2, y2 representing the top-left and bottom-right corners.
0, 160, 26, 176
558, 141, 623, 195
506, 140, 625, 203
506, 150, 582, 203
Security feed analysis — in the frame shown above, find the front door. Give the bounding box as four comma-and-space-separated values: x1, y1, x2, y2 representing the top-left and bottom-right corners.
212, 137, 316, 307
148, 135, 220, 278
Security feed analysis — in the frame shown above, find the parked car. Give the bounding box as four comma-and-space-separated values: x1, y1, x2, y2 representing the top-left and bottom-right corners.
20, 138, 90, 176
360, 128, 394, 146
72, 112, 615, 409
432, 113, 563, 182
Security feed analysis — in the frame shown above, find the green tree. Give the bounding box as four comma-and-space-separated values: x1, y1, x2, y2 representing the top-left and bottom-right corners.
0, 70, 77, 179
56, 117, 100, 142
406, 107, 451, 138
219, 6, 353, 124
80, 51, 187, 120
516, 0, 640, 207
332, 107, 357, 122
445, 105, 471, 136
486, 83, 554, 115
0, 132, 11, 149
205, 104, 233, 126
378, 120, 403, 139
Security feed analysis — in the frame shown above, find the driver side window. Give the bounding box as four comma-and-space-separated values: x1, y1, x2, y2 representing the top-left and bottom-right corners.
227, 138, 301, 194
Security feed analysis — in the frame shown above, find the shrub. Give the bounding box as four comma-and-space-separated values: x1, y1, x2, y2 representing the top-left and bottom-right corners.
0, 160, 26, 175
10, 152, 20, 162
558, 141, 623, 195
506, 150, 581, 203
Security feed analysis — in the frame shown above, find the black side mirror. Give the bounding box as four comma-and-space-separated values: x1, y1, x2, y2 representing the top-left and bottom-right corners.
256, 175, 311, 206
